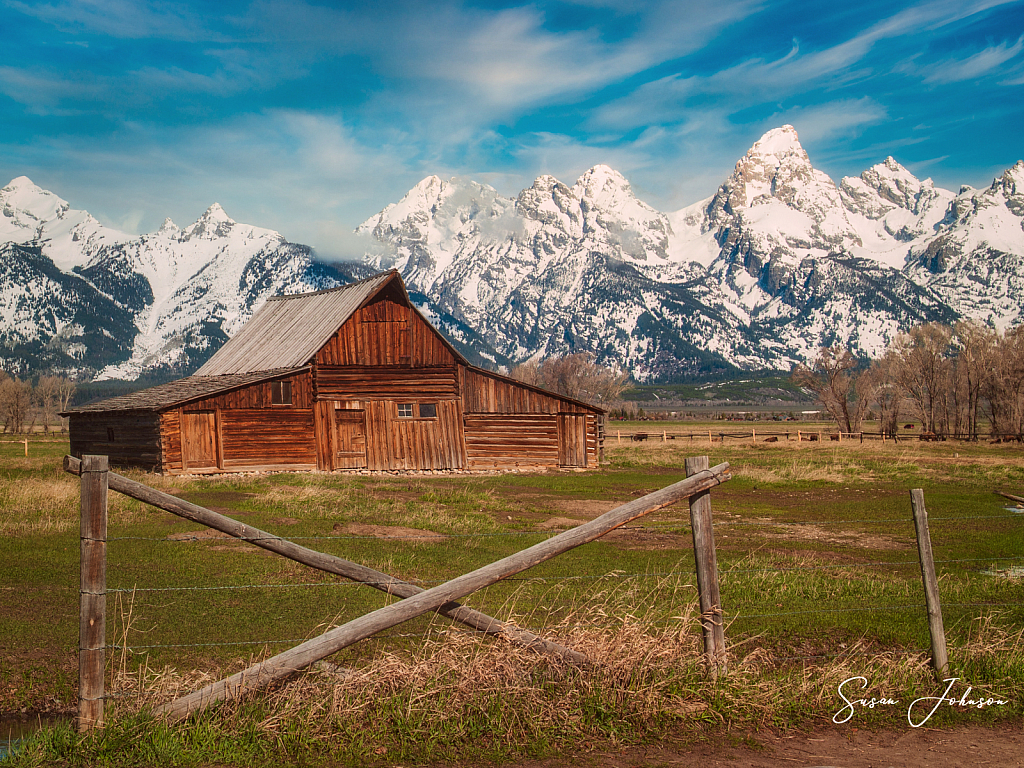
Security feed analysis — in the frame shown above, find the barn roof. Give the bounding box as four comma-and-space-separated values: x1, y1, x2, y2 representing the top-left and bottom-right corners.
195, 270, 437, 376
65, 368, 305, 414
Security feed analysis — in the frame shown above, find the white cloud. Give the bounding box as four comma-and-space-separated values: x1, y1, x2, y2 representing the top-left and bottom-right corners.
924, 35, 1024, 83
5, 0, 213, 40
765, 99, 889, 144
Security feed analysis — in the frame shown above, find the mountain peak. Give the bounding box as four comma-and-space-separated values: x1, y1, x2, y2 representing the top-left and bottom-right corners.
749, 125, 804, 158
4, 175, 42, 192
158, 217, 179, 233
200, 202, 234, 224
575, 164, 631, 200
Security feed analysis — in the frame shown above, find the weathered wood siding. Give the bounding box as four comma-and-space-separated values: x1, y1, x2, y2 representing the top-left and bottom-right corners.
69, 412, 164, 471
315, 294, 457, 368
461, 367, 593, 414
161, 410, 182, 472
219, 409, 316, 469
361, 399, 466, 471
315, 366, 458, 400
179, 371, 313, 411
156, 371, 317, 473
464, 414, 560, 469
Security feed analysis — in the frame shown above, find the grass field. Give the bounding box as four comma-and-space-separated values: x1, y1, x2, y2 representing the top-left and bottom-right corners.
2, 428, 1023, 765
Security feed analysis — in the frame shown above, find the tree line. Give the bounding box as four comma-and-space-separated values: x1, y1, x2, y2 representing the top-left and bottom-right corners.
793, 321, 1024, 439
0, 372, 77, 434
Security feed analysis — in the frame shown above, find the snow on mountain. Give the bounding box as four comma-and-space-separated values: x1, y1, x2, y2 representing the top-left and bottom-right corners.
0, 176, 133, 271
0, 179, 353, 378
357, 125, 1022, 379
1, 125, 1021, 382
904, 161, 1024, 329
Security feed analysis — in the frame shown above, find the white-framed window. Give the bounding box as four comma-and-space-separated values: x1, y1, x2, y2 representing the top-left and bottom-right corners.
397, 403, 414, 418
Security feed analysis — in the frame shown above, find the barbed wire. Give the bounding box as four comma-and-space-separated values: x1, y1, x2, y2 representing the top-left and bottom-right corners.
19, 553, 1023, 595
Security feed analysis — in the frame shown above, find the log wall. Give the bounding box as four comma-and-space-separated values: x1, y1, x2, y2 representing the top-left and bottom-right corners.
219, 409, 316, 469
461, 367, 594, 415
315, 366, 458, 400
69, 412, 164, 471
464, 414, 560, 469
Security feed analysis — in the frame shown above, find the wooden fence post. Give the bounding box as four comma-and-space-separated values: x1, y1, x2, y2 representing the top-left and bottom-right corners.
686, 456, 726, 674
79, 455, 108, 732
910, 489, 949, 681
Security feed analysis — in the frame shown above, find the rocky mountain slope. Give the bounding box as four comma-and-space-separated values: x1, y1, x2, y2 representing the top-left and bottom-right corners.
359, 126, 1013, 380
1, 126, 1020, 382
0, 177, 356, 378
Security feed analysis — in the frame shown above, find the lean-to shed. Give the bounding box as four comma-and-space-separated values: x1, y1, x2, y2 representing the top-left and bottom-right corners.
66, 271, 605, 474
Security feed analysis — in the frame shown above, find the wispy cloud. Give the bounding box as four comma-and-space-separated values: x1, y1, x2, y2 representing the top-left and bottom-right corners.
5, 0, 214, 40
924, 35, 1024, 83
765, 98, 889, 143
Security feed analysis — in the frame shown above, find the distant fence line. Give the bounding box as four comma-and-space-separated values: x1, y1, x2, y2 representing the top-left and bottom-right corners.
611, 428, 1022, 444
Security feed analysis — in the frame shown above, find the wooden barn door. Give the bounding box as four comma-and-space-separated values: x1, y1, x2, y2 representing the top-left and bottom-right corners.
558, 414, 588, 468
182, 410, 218, 470
335, 409, 367, 469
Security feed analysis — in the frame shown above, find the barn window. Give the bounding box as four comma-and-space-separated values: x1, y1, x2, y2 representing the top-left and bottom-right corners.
418, 402, 437, 418
106, 427, 115, 442
271, 380, 292, 405
397, 403, 414, 418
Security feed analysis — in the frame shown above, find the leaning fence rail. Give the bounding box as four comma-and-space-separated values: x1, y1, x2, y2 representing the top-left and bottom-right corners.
67, 454, 731, 728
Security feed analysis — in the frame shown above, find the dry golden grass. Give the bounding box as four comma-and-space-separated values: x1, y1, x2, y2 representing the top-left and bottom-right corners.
0, 476, 79, 534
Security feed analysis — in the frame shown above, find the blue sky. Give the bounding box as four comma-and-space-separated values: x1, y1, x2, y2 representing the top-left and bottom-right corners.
2, 0, 1023, 260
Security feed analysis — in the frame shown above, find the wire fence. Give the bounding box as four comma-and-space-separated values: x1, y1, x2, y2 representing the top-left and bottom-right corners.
92, 504, 1024, 664
40, 456, 1010, 724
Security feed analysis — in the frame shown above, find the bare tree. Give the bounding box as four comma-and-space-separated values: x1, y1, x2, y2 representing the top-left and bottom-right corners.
865, 353, 902, 438
984, 325, 1024, 438
792, 346, 874, 433
35, 376, 61, 434
947, 321, 995, 439
510, 353, 630, 405
55, 377, 77, 433
888, 323, 953, 435
0, 374, 33, 434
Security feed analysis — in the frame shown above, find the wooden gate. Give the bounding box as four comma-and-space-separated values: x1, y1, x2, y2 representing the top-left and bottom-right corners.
182, 410, 218, 470
335, 409, 367, 469
558, 414, 588, 468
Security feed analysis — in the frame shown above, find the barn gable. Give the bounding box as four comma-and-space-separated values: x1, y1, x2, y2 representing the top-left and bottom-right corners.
197, 270, 465, 376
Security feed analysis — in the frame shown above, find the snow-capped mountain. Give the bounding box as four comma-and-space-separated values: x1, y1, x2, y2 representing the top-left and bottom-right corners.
0, 177, 354, 378
1, 125, 1021, 382
358, 125, 1012, 380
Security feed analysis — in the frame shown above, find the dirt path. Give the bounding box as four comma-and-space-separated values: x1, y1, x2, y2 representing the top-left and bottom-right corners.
510, 724, 1024, 767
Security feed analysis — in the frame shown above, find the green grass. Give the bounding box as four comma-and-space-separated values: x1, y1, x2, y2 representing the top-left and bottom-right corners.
1, 433, 1023, 765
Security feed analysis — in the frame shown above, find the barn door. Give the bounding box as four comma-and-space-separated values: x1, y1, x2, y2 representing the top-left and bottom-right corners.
183, 410, 218, 469
558, 414, 588, 468
335, 409, 367, 469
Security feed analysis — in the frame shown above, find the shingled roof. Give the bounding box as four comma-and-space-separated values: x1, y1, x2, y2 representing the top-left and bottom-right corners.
65, 368, 306, 413
196, 270, 417, 376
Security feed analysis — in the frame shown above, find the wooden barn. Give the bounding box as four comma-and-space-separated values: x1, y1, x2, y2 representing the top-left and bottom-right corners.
66, 271, 605, 474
